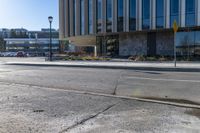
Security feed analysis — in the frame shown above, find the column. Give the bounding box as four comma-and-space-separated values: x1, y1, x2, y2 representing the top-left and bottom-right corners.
151, 0, 156, 29
123, 0, 128, 32
59, 0, 65, 39
112, 0, 117, 32
102, 0, 107, 33
180, 0, 185, 27
125, 0, 129, 32
76, 0, 81, 35
69, 0, 74, 36
137, 0, 142, 31
92, 0, 97, 34
94, 46, 97, 57
84, 0, 89, 34
165, 0, 170, 28
65, 0, 70, 37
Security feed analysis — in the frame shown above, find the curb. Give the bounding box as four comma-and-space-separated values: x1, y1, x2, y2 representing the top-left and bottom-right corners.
3, 81, 200, 109
5, 62, 200, 72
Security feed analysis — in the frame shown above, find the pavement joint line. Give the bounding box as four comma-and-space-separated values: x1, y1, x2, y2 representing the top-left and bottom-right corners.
0, 80, 200, 109
59, 103, 117, 133
113, 70, 123, 95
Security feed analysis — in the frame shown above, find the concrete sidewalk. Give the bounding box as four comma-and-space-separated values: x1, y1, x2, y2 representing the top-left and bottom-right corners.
5, 61, 200, 72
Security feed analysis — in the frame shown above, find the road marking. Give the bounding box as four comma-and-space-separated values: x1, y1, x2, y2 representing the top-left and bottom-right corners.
126, 76, 200, 83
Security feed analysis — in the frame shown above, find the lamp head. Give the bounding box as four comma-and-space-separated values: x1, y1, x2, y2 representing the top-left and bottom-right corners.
48, 16, 53, 23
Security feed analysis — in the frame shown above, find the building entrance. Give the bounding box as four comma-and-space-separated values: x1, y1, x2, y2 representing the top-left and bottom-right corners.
96, 35, 119, 57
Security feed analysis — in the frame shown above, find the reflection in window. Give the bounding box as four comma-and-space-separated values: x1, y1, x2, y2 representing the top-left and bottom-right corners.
142, 0, 150, 29
129, 0, 136, 31
176, 31, 200, 58
80, 0, 85, 35
88, 0, 93, 34
170, 0, 179, 27
194, 31, 200, 56
156, 0, 164, 28
117, 0, 123, 32
97, 0, 102, 33
185, 0, 195, 27
106, 0, 112, 32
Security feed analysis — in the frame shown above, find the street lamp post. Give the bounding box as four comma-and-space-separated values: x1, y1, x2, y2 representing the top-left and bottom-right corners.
48, 16, 53, 61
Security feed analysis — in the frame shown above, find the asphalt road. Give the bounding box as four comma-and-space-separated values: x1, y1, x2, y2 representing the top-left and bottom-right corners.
0, 62, 200, 103
0, 80, 200, 133
0, 62, 200, 132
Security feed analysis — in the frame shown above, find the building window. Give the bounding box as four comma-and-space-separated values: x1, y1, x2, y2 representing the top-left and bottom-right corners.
170, 0, 179, 27
106, 0, 112, 32
156, 0, 164, 28
80, 0, 85, 35
97, 0, 102, 33
117, 0, 123, 32
73, 0, 76, 35
88, 0, 93, 34
142, 0, 150, 29
185, 0, 195, 27
129, 0, 136, 31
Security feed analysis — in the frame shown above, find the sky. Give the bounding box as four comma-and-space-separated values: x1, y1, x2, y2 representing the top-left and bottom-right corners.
0, 0, 58, 31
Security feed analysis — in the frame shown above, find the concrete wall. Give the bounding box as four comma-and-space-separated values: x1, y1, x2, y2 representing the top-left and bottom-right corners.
156, 32, 174, 56
119, 33, 147, 56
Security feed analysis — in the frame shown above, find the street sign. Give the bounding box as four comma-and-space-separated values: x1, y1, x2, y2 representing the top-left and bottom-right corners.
173, 20, 178, 33
173, 20, 178, 67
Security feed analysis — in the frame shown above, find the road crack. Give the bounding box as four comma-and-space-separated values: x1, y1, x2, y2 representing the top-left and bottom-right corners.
113, 70, 124, 95
59, 103, 117, 133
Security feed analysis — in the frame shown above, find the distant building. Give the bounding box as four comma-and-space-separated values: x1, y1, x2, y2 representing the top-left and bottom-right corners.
3, 28, 60, 55
0, 28, 11, 38
5, 38, 60, 56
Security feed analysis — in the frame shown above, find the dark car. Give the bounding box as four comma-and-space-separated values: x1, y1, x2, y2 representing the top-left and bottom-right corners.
16, 51, 25, 57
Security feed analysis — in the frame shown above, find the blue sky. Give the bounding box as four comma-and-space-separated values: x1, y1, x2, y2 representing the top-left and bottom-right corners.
0, 0, 58, 31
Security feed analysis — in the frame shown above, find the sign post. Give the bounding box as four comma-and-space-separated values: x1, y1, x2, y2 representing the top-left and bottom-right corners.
173, 20, 178, 67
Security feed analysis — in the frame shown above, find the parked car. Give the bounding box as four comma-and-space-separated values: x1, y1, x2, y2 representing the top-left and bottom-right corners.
16, 51, 25, 57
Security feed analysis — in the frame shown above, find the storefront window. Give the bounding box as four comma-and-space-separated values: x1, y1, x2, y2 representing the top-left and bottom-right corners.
176, 31, 200, 58
142, 0, 150, 29
129, 0, 136, 31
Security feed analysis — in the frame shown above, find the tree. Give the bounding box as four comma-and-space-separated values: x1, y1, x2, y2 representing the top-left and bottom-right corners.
10, 29, 16, 38
0, 37, 5, 52
60, 39, 69, 54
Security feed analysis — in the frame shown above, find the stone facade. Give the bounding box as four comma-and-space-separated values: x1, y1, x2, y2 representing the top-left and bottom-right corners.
156, 31, 174, 56
119, 33, 147, 56
119, 31, 174, 57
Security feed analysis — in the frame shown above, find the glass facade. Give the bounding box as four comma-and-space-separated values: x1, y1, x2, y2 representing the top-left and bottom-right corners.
106, 0, 112, 32
185, 0, 196, 27
64, 0, 200, 37
80, 0, 85, 35
129, 0, 136, 31
117, 0, 123, 32
142, 0, 150, 29
176, 31, 200, 58
97, 0, 102, 33
88, 0, 93, 34
170, 0, 179, 27
156, 0, 164, 28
